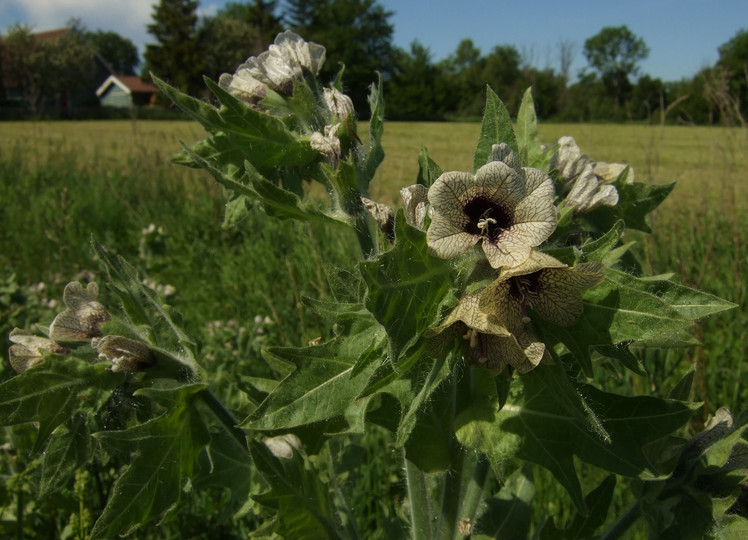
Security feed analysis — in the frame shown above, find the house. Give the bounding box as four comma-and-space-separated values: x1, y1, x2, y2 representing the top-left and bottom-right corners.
96, 75, 158, 108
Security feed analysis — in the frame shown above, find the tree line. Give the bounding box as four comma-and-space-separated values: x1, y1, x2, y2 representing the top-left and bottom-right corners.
2, 0, 748, 124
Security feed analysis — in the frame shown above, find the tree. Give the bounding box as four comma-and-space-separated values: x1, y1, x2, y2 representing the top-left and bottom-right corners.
717, 28, 748, 119
386, 41, 446, 120
197, 15, 260, 81
86, 30, 139, 75
583, 25, 649, 106
143, 0, 202, 96
284, 0, 395, 112
219, 1, 283, 55
1, 24, 94, 115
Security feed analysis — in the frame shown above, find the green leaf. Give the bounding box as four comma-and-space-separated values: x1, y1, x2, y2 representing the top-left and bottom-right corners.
537, 267, 711, 375
515, 87, 551, 170
249, 439, 343, 540
606, 270, 737, 320
359, 73, 385, 192
40, 414, 91, 497
416, 146, 443, 187
360, 212, 454, 365
91, 384, 210, 537
474, 465, 534, 539
156, 75, 318, 177
0, 357, 124, 449
540, 475, 616, 539
193, 414, 252, 515
473, 85, 518, 171
242, 322, 386, 431
586, 179, 675, 233
456, 363, 698, 511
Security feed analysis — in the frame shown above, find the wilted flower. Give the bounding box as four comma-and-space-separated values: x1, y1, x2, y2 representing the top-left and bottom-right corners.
427, 144, 556, 268
400, 184, 429, 229
323, 87, 354, 120
8, 328, 69, 373
552, 136, 634, 214
92, 335, 154, 373
49, 282, 110, 341
361, 197, 394, 241
310, 124, 342, 166
221, 30, 326, 101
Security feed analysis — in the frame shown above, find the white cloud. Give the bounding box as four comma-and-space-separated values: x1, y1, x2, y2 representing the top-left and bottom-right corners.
0, 0, 224, 62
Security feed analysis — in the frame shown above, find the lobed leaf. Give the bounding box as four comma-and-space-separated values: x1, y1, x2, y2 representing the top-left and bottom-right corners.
91, 384, 210, 537
0, 357, 123, 448
249, 439, 343, 539
40, 414, 91, 497
360, 211, 454, 365
242, 322, 386, 431
456, 363, 698, 511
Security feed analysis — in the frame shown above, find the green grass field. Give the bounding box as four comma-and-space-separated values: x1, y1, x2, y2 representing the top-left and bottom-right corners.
1, 119, 745, 536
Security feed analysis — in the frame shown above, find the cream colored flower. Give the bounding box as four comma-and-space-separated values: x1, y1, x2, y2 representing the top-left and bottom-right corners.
427, 144, 556, 268
323, 87, 354, 119
49, 282, 110, 341
218, 69, 267, 108
478, 251, 605, 373
425, 293, 523, 375
400, 184, 429, 229
310, 124, 342, 166
234, 30, 325, 96
552, 136, 634, 214
8, 328, 69, 373
92, 335, 154, 373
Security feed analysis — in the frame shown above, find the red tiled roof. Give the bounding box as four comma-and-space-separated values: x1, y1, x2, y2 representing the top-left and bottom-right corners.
115, 75, 158, 94
32, 28, 72, 41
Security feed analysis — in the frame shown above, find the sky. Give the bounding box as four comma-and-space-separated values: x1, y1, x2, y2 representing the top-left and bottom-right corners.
1, 0, 747, 82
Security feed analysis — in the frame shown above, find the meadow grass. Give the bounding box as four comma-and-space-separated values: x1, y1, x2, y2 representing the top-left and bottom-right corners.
0, 119, 745, 536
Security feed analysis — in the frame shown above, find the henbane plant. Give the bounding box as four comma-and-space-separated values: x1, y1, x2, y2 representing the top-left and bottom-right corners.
1, 31, 746, 538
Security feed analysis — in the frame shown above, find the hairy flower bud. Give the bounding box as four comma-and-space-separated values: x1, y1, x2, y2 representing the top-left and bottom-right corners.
92, 335, 154, 373
323, 87, 354, 119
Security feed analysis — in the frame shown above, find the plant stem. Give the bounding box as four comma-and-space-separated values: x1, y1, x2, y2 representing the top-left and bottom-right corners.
601, 502, 641, 540
199, 389, 248, 451
16, 487, 23, 540
352, 209, 376, 258
405, 456, 433, 540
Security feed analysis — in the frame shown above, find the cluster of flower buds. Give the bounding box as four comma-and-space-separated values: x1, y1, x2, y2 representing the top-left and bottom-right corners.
552, 136, 634, 214
219, 31, 356, 169
8, 281, 154, 374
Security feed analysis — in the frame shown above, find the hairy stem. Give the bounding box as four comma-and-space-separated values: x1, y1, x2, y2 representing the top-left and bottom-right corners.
601, 502, 641, 540
405, 456, 433, 540
199, 389, 248, 451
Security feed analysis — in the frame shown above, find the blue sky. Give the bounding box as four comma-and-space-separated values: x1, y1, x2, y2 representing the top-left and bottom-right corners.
1, 0, 746, 82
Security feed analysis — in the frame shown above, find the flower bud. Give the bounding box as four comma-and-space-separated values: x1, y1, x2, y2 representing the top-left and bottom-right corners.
92, 335, 154, 373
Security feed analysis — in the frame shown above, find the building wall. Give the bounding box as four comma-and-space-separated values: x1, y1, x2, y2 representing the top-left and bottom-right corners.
99, 86, 131, 108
